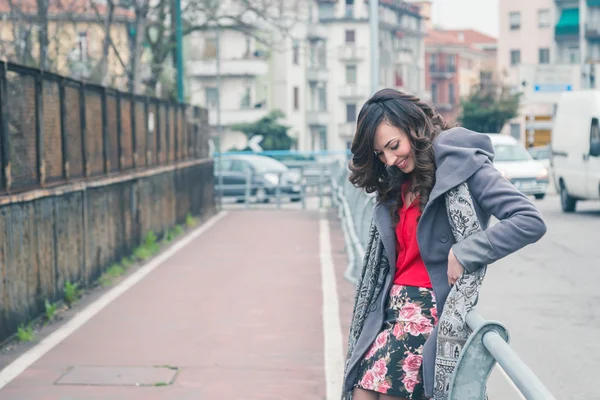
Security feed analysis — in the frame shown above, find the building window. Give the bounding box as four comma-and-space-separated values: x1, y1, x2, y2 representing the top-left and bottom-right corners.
345, 0, 354, 17
431, 82, 438, 104
293, 40, 300, 65
346, 103, 357, 122
205, 87, 218, 109
448, 83, 455, 104
240, 87, 251, 109
538, 9, 550, 28
568, 46, 579, 64
539, 48, 550, 64
509, 11, 520, 30
346, 65, 357, 84
429, 53, 438, 71
203, 37, 217, 58
345, 29, 355, 43
510, 123, 521, 140
77, 32, 88, 62
318, 85, 327, 111
447, 55, 456, 72
510, 49, 521, 66
293, 86, 299, 110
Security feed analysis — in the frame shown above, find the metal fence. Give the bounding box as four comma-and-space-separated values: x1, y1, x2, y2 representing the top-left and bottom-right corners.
0, 61, 208, 194
331, 165, 556, 400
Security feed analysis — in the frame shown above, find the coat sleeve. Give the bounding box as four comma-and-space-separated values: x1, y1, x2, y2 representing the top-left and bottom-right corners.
451, 159, 547, 273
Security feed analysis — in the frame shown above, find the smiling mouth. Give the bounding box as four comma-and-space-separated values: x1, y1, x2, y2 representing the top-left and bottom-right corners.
396, 158, 408, 169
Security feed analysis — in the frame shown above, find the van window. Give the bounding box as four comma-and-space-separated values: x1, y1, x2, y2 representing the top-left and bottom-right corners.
591, 118, 600, 157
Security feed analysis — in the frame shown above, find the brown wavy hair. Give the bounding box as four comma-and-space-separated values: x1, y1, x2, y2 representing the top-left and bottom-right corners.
348, 89, 454, 220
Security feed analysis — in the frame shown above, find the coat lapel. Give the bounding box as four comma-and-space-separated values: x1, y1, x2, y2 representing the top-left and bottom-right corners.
373, 200, 396, 266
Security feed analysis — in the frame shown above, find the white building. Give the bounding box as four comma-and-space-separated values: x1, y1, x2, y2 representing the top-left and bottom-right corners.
186, 0, 426, 153
318, 0, 426, 151
497, 0, 600, 147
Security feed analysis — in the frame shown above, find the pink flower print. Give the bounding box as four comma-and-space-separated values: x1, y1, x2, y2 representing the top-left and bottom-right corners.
372, 359, 388, 379
402, 353, 423, 374
399, 302, 422, 322
390, 285, 402, 297
403, 371, 420, 394
365, 331, 389, 359
378, 379, 392, 393
392, 322, 404, 339
430, 307, 438, 325
405, 315, 433, 336
360, 370, 375, 389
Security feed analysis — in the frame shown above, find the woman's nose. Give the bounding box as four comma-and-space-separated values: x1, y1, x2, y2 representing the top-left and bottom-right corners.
385, 153, 397, 167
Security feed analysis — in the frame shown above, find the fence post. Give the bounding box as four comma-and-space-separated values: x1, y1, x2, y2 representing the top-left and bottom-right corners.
174, 105, 179, 161
131, 95, 138, 169
0, 62, 11, 192
115, 91, 124, 171
101, 87, 110, 174
165, 102, 170, 163
79, 83, 89, 177
59, 79, 69, 181
144, 96, 151, 166
34, 72, 45, 186
155, 101, 161, 165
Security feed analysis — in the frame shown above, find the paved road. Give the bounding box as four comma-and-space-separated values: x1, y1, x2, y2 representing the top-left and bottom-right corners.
481, 195, 600, 399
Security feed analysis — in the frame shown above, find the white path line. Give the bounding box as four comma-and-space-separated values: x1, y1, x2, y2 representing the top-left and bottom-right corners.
0, 211, 228, 390
319, 213, 345, 400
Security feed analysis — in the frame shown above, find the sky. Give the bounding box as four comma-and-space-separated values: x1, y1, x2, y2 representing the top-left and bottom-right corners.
431, 0, 499, 38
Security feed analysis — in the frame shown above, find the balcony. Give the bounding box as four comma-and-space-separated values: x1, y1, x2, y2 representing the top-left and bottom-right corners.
187, 57, 268, 77
338, 45, 367, 61
308, 24, 328, 40
338, 122, 356, 137
338, 84, 369, 99
555, 8, 579, 38
429, 66, 456, 79
395, 48, 413, 65
586, 24, 600, 40
208, 107, 269, 126
307, 66, 328, 82
307, 110, 329, 127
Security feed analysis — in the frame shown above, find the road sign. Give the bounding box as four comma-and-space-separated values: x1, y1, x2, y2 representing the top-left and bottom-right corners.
248, 135, 264, 152
534, 84, 573, 92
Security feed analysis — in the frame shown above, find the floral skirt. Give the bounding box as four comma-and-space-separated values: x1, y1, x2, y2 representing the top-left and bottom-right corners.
354, 284, 437, 399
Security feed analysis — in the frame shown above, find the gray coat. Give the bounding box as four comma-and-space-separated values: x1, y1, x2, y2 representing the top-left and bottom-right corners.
342, 127, 547, 397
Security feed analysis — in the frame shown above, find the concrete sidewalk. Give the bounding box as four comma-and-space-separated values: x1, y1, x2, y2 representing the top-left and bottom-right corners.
0, 209, 356, 400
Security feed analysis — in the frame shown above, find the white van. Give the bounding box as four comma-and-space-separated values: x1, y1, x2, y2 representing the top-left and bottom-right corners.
551, 90, 600, 212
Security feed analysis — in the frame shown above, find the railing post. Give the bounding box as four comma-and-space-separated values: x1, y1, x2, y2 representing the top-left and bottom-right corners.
244, 168, 252, 209
144, 96, 151, 166
131, 94, 138, 169
174, 105, 179, 161
59, 78, 69, 180
165, 102, 170, 162
155, 101, 161, 164
101, 87, 110, 174
275, 172, 282, 209
116, 90, 124, 171
0, 62, 11, 192
79, 83, 89, 177
34, 71, 45, 186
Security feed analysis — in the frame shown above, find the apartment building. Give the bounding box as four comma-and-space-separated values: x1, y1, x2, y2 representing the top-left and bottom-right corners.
425, 29, 497, 123
318, 0, 426, 151
497, 0, 598, 147
187, 0, 426, 152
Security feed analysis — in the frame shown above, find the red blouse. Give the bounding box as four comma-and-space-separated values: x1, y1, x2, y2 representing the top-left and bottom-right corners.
393, 183, 433, 289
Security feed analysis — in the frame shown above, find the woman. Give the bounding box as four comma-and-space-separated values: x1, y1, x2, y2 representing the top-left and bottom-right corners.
342, 89, 547, 400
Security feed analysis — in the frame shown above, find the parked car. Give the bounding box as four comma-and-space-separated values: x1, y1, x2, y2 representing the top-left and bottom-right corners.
551, 90, 600, 212
528, 144, 551, 169
486, 134, 549, 200
214, 154, 303, 202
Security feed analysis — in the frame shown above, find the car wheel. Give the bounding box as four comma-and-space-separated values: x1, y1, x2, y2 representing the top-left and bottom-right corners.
255, 188, 268, 203
560, 182, 577, 213
534, 194, 545, 200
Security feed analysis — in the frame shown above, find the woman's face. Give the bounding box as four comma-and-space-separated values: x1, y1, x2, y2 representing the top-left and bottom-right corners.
373, 121, 415, 173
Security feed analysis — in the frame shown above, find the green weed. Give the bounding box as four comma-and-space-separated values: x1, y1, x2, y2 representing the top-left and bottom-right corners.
17, 323, 35, 342
44, 300, 58, 323
64, 281, 81, 307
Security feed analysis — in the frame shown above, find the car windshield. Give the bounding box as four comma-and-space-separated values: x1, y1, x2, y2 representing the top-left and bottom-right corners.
493, 144, 531, 162
249, 157, 288, 173
529, 147, 550, 160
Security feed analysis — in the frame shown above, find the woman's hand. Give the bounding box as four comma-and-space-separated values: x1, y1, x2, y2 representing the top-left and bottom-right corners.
447, 248, 465, 286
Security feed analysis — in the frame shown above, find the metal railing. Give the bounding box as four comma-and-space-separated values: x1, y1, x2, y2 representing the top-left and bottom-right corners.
0, 61, 208, 195
331, 165, 556, 400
